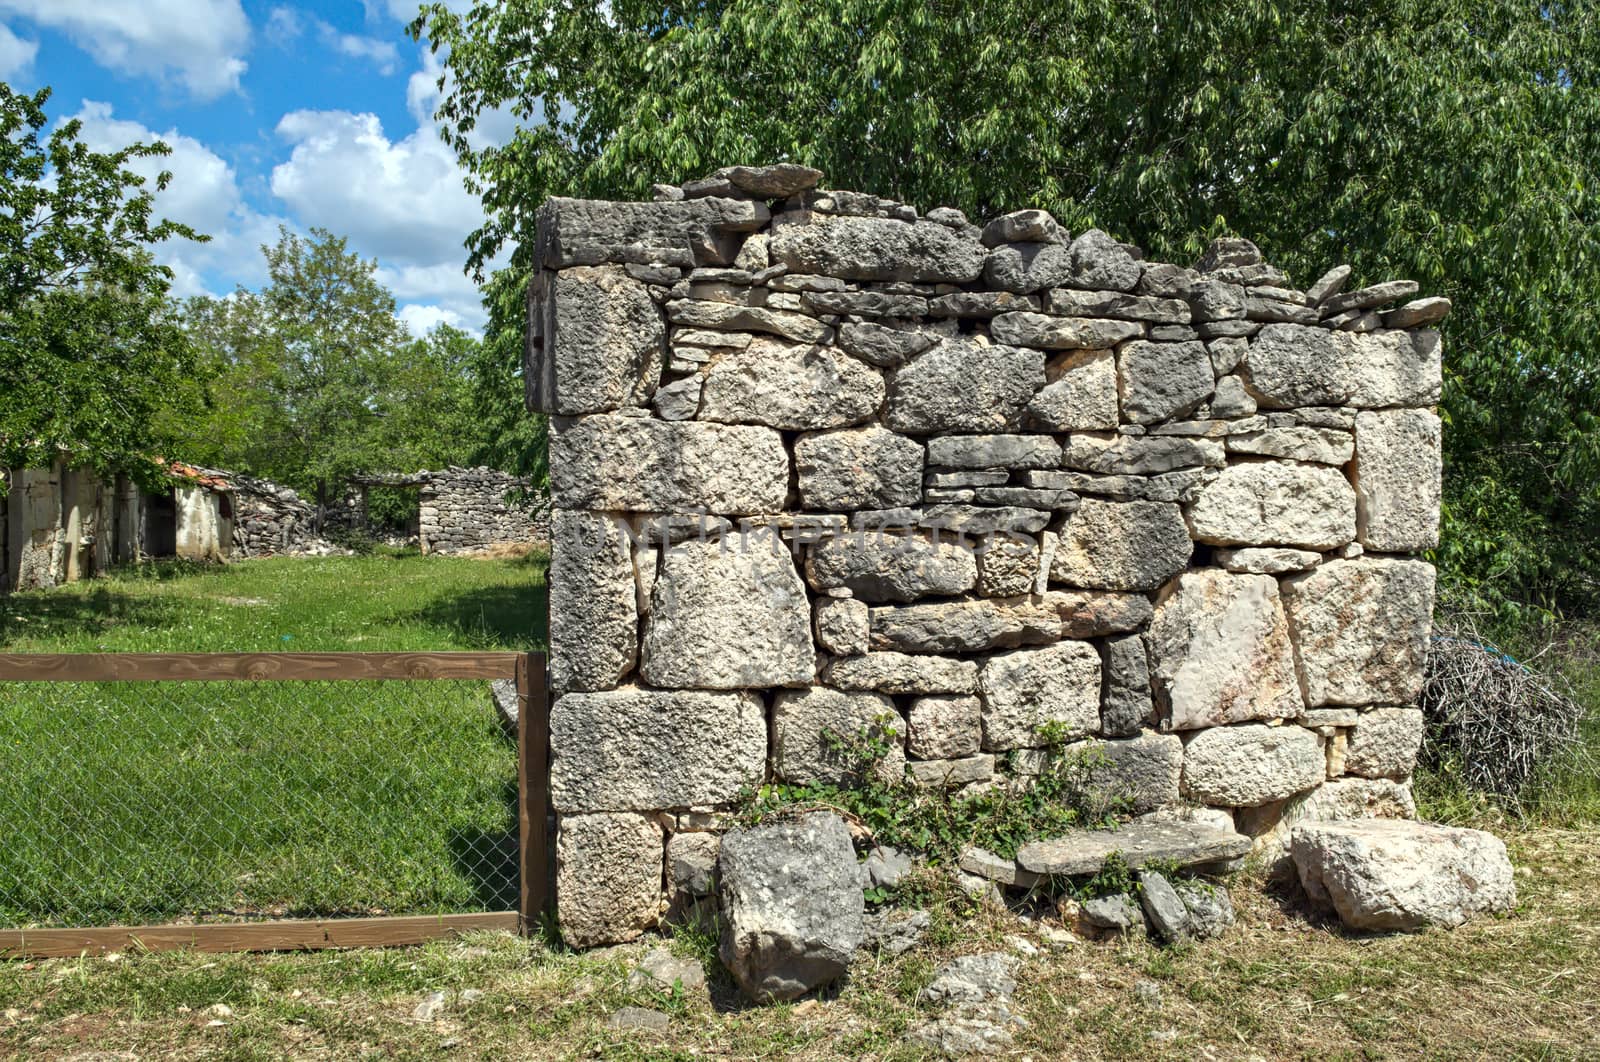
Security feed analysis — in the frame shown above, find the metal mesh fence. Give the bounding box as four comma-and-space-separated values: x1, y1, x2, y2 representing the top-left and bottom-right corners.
0, 677, 519, 929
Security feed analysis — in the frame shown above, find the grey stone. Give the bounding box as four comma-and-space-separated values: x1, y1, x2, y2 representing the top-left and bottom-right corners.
666, 298, 831, 343
1291, 819, 1515, 931
718, 813, 864, 1001
536, 196, 769, 269
698, 337, 882, 429
607, 1006, 671, 1031
888, 339, 1045, 433
1044, 589, 1154, 637
1181, 723, 1325, 807
814, 596, 870, 656
926, 206, 970, 227
1174, 882, 1235, 939
908, 1004, 1026, 1055
1185, 461, 1356, 550
806, 529, 977, 602
1209, 375, 1257, 417
802, 289, 928, 317
1151, 324, 1200, 341
769, 211, 987, 282
1117, 340, 1214, 424
920, 505, 1051, 534
926, 434, 1062, 469
981, 209, 1067, 246
528, 264, 665, 415
1353, 409, 1441, 551
958, 846, 1040, 888
550, 416, 788, 514
673, 327, 752, 349
1081, 893, 1145, 932
978, 640, 1102, 750
772, 687, 905, 786
1101, 634, 1153, 737
1196, 319, 1262, 338
1242, 323, 1442, 409
549, 511, 637, 694
713, 163, 823, 198
1281, 558, 1435, 707
909, 695, 985, 759
767, 273, 846, 292
1084, 730, 1184, 814
652, 374, 702, 420
1305, 265, 1352, 305
1015, 820, 1252, 876
1243, 296, 1320, 324
975, 536, 1041, 597
1197, 237, 1261, 272
1138, 870, 1190, 942
919, 953, 1019, 1006
1345, 707, 1425, 780
556, 812, 664, 948
1208, 336, 1249, 375
1064, 229, 1142, 291
864, 845, 918, 889
1046, 287, 1191, 323
551, 688, 767, 812
927, 290, 1041, 318
795, 426, 924, 510
1060, 433, 1223, 474
824, 652, 978, 694
1050, 499, 1192, 591
1185, 279, 1246, 322
1227, 426, 1353, 465
666, 832, 720, 900
990, 311, 1145, 350
1031, 468, 1213, 503
629, 948, 709, 997
871, 597, 1063, 654
861, 908, 930, 956
1138, 262, 1197, 298
836, 321, 938, 367
1320, 279, 1420, 317
1215, 547, 1321, 574
1381, 296, 1451, 329
1027, 348, 1120, 431
972, 486, 1077, 509
983, 240, 1073, 293
906, 754, 996, 788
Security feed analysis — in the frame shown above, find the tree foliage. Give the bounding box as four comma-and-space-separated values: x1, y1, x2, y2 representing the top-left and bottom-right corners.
414, 1, 1600, 616
0, 83, 206, 487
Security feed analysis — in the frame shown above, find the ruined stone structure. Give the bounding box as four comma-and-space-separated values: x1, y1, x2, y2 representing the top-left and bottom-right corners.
554, 164, 1446, 946
417, 467, 548, 554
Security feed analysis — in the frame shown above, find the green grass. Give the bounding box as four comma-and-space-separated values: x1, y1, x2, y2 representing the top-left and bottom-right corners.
0, 552, 547, 927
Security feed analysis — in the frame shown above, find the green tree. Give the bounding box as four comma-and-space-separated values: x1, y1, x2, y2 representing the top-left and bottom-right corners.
413, 2, 1600, 616
0, 83, 207, 487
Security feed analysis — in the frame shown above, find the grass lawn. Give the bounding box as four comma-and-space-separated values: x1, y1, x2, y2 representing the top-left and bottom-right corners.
0, 552, 547, 928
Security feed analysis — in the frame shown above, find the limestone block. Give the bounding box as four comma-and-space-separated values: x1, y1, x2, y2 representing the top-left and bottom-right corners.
1242, 323, 1442, 409
1046, 288, 1191, 323
556, 812, 663, 948
528, 264, 665, 414
1059, 433, 1224, 475
976, 537, 1041, 597
1050, 499, 1192, 591
823, 651, 979, 694
908, 695, 984, 759
1043, 589, 1155, 636
1101, 633, 1153, 737
1148, 570, 1304, 730
550, 416, 788, 514
1185, 461, 1356, 550
1353, 408, 1442, 551
871, 597, 1064, 654
535, 195, 769, 269
772, 687, 905, 786
1227, 426, 1354, 465
794, 426, 924, 511
806, 529, 978, 602
1215, 547, 1321, 574
928, 290, 1041, 318
698, 337, 884, 430
983, 241, 1073, 293
1181, 723, 1326, 807
887, 339, 1046, 433
1281, 558, 1435, 707
642, 537, 814, 688
981, 209, 1067, 246
550, 688, 767, 812
768, 211, 987, 282
926, 434, 1062, 469
1081, 730, 1183, 814
978, 641, 1102, 750
1026, 349, 1119, 431
905, 754, 996, 788
1344, 707, 1425, 780
666, 830, 720, 901
1064, 229, 1142, 291
990, 312, 1144, 350
1117, 340, 1214, 424
814, 596, 870, 656
836, 321, 938, 367
549, 510, 637, 694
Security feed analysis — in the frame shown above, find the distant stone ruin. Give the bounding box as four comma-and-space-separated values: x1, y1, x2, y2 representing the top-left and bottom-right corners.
529, 164, 1448, 948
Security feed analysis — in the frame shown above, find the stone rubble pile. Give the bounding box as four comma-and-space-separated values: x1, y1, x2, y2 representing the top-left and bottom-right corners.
532, 163, 1449, 950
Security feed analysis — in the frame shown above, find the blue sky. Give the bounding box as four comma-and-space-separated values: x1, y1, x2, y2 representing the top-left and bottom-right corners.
0, 0, 508, 332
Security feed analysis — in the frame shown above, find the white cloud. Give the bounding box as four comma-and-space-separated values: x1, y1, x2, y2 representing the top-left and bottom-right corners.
265, 6, 301, 44
311, 16, 398, 74
0, 0, 250, 99
0, 22, 37, 80
406, 45, 520, 150
397, 302, 469, 336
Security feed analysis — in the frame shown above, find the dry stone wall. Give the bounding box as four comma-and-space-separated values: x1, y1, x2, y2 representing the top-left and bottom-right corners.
418, 467, 549, 554
528, 164, 1445, 948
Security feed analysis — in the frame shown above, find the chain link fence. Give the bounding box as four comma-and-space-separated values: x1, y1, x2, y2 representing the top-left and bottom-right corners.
0, 669, 520, 930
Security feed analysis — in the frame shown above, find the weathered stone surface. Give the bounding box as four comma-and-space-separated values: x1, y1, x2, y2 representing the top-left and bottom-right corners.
1197, 236, 1261, 272
1242, 323, 1441, 408
861, 907, 931, 957
641, 538, 813, 688
1305, 265, 1351, 305
806, 530, 977, 602
1050, 499, 1192, 591
906, 754, 996, 788
551, 416, 788, 514
824, 652, 978, 694
1181, 723, 1325, 807
550, 511, 637, 694
836, 321, 937, 366
803, 289, 928, 318
1148, 570, 1304, 730
1031, 468, 1212, 504
1215, 547, 1321, 574
1291, 819, 1515, 931
871, 597, 1063, 654
1046, 288, 1190, 323
978, 641, 1102, 750
908, 695, 984, 759
1138, 262, 1197, 298
1227, 426, 1354, 465
1186, 279, 1247, 323
1281, 558, 1435, 707
769, 212, 987, 282
1139, 870, 1190, 942
927, 290, 1041, 318
958, 846, 1040, 888
1243, 296, 1319, 324
981, 209, 1066, 246
920, 504, 1051, 534
1117, 340, 1215, 424
1175, 882, 1236, 940
1345, 707, 1425, 780
718, 812, 864, 1001
1083, 731, 1183, 814
1381, 296, 1451, 329
772, 687, 905, 786
971, 486, 1076, 509
983, 241, 1073, 293
666, 831, 720, 901
556, 813, 664, 948
1353, 408, 1441, 551
536, 196, 769, 269
1081, 893, 1144, 932
990, 311, 1144, 350
1016, 820, 1252, 876
698, 337, 882, 430
1027, 349, 1119, 431
1059, 433, 1223, 474
652, 375, 702, 420
1320, 279, 1420, 317
529, 265, 665, 415
1044, 589, 1154, 637
976, 537, 1041, 597
1063, 229, 1142, 291
887, 339, 1045, 433
551, 688, 767, 812
814, 596, 869, 656
1101, 634, 1152, 737
926, 434, 1061, 469
666, 298, 831, 343
1185, 461, 1356, 550
1210, 374, 1258, 417
795, 426, 924, 510
1237, 777, 1418, 878
713, 163, 823, 198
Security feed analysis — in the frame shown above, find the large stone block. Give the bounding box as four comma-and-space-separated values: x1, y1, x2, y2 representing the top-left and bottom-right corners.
1026, 349, 1119, 431
1353, 408, 1442, 551
550, 416, 788, 514
1344, 706, 1425, 780
1181, 723, 1325, 807
772, 687, 905, 786
1242, 323, 1442, 408
926, 434, 1062, 469
983, 240, 1072, 293
990, 312, 1145, 350
527, 265, 665, 414
1050, 499, 1192, 591
1281, 558, 1435, 707
1081, 731, 1183, 814
1117, 340, 1214, 424
549, 510, 637, 694
795, 427, 924, 510
814, 596, 870, 656
871, 597, 1064, 654
1059, 433, 1224, 475
642, 537, 814, 688
769, 211, 987, 282
699, 337, 885, 430
978, 641, 1101, 750
1185, 461, 1356, 550
823, 651, 979, 694
908, 694, 984, 759
556, 812, 664, 948
534, 195, 769, 269
550, 687, 767, 812
806, 529, 978, 602
1100, 633, 1153, 737
1043, 590, 1154, 636
1148, 570, 1304, 730
887, 339, 1045, 433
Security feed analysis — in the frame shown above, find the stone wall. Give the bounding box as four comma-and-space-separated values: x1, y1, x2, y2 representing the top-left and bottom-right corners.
527, 164, 1445, 947
418, 467, 549, 554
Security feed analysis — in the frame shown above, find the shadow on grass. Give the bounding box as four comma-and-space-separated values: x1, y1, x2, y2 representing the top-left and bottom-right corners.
0, 584, 190, 646
450, 777, 539, 913
407, 584, 550, 650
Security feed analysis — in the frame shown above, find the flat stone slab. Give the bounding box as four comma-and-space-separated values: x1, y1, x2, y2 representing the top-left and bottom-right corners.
1014, 821, 1252, 877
